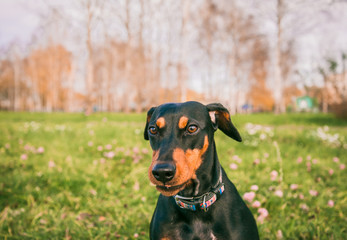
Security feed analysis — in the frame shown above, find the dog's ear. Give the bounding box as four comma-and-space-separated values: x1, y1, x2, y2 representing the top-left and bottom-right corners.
206, 103, 242, 142
144, 107, 156, 140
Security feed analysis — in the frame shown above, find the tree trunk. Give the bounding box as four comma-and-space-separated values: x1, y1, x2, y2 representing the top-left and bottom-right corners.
85, 0, 94, 115
274, 0, 285, 114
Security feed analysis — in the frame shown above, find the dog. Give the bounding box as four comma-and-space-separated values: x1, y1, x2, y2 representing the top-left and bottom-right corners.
144, 101, 259, 240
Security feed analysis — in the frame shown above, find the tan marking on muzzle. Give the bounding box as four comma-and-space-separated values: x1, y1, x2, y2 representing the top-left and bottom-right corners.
168, 135, 209, 195
148, 136, 209, 197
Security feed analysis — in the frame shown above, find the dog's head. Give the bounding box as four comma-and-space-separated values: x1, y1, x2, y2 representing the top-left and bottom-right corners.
144, 101, 241, 196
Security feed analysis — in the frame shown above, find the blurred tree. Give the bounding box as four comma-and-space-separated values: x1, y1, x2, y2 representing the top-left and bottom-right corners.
197, 0, 216, 100
342, 52, 347, 98
253, 0, 333, 113
248, 38, 274, 112
178, 0, 191, 102
318, 66, 329, 113
318, 54, 347, 113
2, 0, 343, 113
273, 0, 285, 114
0, 59, 15, 110
225, 12, 260, 114
24, 45, 71, 111
196, 0, 261, 113
81, 0, 104, 115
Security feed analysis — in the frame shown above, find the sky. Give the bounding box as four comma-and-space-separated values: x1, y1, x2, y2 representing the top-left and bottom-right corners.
0, 0, 41, 47
1, 0, 346, 50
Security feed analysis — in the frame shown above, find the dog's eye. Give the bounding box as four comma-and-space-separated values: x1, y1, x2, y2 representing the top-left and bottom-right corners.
149, 126, 158, 135
187, 125, 198, 134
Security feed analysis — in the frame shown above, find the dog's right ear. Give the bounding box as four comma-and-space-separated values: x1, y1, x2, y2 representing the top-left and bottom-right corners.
144, 107, 156, 140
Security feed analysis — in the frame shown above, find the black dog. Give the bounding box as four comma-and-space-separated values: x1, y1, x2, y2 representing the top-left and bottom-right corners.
144, 101, 259, 240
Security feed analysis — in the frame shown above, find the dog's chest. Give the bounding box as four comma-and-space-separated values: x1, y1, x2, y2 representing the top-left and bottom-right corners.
168, 220, 219, 240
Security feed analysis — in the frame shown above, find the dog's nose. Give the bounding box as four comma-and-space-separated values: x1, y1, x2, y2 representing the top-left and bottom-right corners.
152, 163, 176, 184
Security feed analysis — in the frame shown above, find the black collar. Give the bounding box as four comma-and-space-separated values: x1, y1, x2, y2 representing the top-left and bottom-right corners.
174, 167, 224, 212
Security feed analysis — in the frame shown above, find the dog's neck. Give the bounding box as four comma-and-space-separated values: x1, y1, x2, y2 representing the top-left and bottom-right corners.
178, 140, 221, 197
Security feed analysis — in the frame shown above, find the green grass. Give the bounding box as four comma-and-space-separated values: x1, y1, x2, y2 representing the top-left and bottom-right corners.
0, 112, 346, 239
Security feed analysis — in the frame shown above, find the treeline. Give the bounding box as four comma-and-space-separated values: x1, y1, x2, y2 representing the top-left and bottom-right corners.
0, 0, 346, 114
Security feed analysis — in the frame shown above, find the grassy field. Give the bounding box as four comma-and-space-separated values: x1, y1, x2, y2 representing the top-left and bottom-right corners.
0, 112, 346, 239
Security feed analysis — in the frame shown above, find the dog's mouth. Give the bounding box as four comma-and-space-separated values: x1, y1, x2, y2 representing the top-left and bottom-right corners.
155, 181, 188, 196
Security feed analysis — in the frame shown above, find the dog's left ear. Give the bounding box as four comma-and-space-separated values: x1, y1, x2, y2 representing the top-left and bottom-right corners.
144, 107, 156, 140
206, 103, 242, 142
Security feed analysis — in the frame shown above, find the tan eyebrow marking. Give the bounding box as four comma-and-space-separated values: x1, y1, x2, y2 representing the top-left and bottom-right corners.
156, 117, 166, 128
178, 116, 189, 129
